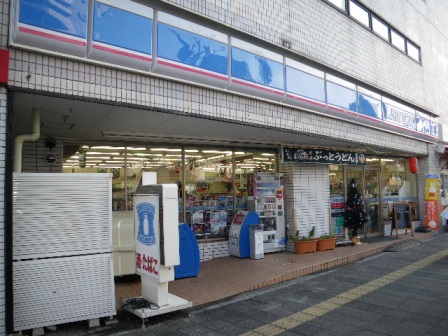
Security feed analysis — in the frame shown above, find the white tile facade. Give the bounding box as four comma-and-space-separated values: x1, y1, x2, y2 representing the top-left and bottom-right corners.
2, 0, 448, 332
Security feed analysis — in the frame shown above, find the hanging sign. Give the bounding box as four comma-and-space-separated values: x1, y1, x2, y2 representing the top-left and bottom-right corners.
134, 194, 161, 281
282, 147, 366, 165
425, 174, 439, 231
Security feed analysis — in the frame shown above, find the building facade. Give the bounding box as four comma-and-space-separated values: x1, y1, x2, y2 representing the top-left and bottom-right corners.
1, 0, 448, 333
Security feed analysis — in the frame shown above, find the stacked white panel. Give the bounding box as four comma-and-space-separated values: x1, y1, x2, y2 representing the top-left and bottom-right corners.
13, 173, 112, 259
12, 173, 115, 332
13, 254, 115, 331
280, 164, 330, 242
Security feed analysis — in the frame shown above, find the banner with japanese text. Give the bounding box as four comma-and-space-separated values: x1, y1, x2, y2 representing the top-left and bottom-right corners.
282, 147, 366, 165
425, 174, 439, 230
134, 195, 161, 280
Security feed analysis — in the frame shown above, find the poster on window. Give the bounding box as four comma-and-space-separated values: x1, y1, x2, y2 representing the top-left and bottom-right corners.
425, 174, 439, 230
134, 195, 161, 281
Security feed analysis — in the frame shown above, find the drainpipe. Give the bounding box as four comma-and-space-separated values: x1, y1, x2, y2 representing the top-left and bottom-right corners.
14, 108, 41, 173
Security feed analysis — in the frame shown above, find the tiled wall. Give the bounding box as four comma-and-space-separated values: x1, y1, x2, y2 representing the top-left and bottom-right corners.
9, 49, 429, 157
21, 138, 62, 173
198, 240, 230, 262
1, 0, 9, 332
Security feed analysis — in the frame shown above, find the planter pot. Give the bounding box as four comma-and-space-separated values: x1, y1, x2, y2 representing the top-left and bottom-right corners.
317, 238, 336, 251
294, 240, 318, 254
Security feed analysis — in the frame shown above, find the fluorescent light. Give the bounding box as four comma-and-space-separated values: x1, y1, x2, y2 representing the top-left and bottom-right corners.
86, 152, 120, 155
261, 153, 275, 156
86, 156, 110, 159
91, 146, 126, 150
235, 152, 245, 154
185, 149, 199, 152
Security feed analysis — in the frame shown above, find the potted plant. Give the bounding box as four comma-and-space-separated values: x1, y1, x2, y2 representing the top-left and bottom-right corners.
290, 227, 317, 254
317, 233, 336, 251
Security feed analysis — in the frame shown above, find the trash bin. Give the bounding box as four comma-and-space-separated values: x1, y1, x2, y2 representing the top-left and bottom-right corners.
250, 224, 264, 259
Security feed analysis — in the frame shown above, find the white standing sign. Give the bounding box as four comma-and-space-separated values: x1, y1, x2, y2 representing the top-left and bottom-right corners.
134, 194, 161, 281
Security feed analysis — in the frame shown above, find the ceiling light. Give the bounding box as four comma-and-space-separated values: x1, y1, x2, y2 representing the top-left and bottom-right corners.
91, 146, 126, 150
86, 152, 120, 155
261, 153, 275, 156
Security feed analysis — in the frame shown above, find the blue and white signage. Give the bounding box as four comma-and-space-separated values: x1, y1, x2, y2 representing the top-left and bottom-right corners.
134, 195, 161, 280
382, 97, 416, 131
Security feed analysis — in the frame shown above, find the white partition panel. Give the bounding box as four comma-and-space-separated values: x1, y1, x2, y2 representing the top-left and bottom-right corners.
13, 173, 112, 259
13, 254, 115, 331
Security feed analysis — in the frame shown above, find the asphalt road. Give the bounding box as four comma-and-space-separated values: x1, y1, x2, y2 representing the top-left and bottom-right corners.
112, 233, 448, 336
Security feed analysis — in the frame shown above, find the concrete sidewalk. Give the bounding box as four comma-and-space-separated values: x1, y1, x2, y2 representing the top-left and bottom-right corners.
116, 231, 435, 309
45, 231, 436, 335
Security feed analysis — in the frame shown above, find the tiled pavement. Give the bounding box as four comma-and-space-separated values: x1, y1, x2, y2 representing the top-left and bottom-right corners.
115, 231, 435, 309
31, 231, 436, 335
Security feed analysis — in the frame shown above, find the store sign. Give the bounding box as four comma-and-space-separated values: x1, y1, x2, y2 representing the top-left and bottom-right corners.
425, 174, 439, 231
382, 103, 416, 131
0, 49, 9, 84
134, 195, 161, 280
282, 147, 366, 165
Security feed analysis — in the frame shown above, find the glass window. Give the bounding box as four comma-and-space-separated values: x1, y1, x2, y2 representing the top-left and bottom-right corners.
327, 0, 346, 11
391, 30, 406, 52
372, 16, 389, 41
63, 144, 278, 240
231, 47, 284, 90
349, 1, 370, 27
381, 158, 418, 220
326, 81, 357, 112
286, 67, 325, 102
158, 22, 228, 75
407, 41, 420, 62
358, 93, 381, 120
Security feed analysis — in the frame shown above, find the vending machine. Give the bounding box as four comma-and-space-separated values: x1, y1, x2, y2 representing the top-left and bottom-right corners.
247, 172, 286, 253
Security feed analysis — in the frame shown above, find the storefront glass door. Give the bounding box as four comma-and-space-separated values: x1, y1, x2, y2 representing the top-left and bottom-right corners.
345, 167, 381, 237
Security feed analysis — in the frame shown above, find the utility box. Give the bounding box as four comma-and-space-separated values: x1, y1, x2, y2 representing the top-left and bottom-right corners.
249, 224, 264, 259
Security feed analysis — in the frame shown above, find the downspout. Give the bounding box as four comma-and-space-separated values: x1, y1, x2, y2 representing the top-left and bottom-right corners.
14, 108, 40, 173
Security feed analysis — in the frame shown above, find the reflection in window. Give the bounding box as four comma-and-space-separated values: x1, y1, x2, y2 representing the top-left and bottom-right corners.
391, 30, 406, 52
349, 1, 370, 27
381, 158, 418, 220
372, 16, 389, 41
326, 81, 357, 112
286, 67, 325, 102
358, 93, 381, 119
157, 23, 228, 74
231, 47, 284, 89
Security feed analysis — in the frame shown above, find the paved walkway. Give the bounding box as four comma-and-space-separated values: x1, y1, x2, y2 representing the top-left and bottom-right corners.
43, 231, 436, 335
115, 231, 435, 309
